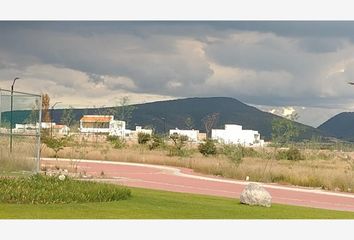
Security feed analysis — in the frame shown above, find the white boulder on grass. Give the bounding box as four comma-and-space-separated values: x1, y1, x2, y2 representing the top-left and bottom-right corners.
58, 174, 66, 181
240, 183, 272, 207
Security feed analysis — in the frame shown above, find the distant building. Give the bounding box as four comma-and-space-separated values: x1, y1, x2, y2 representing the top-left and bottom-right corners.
40, 122, 56, 129
169, 128, 200, 142
14, 122, 70, 135
109, 120, 126, 137
52, 124, 70, 135
212, 124, 264, 147
79, 115, 129, 137
135, 126, 153, 135
80, 115, 114, 134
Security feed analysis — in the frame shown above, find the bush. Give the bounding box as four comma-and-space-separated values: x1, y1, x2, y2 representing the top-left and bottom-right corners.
198, 139, 217, 156
168, 133, 190, 157
170, 133, 188, 150
138, 132, 151, 144
42, 136, 68, 158
148, 134, 165, 150
0, 174, 131, 204
222, 144, 244, 165
276, 147, 303, 161
242, 147, 258, 158
107, 135, 126, 149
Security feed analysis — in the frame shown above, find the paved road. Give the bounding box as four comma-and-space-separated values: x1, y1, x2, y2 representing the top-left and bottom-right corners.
42, 158, 354, 212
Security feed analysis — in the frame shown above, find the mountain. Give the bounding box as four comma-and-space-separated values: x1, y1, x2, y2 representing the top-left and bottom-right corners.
318, 112, 354, 141
3, 97, 330, 141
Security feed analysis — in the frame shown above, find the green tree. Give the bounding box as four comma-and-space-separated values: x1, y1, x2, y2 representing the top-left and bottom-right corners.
170, 133, 189, 151
198, 139, 217, 156
138, 132, 151, 144
168, 133, 190, 157
42, 136, 67, 160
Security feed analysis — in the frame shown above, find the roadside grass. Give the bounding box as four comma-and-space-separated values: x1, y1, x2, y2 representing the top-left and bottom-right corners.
0, 136, 37, 173
0, 187, 353, 219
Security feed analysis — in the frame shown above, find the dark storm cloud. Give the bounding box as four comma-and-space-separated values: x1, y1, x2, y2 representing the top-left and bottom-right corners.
2, 21, 354, 126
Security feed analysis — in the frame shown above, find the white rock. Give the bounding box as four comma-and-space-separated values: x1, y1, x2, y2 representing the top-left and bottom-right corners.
246, 176, 250, 181
58, 174, 66, 181
240, 183, 272, 207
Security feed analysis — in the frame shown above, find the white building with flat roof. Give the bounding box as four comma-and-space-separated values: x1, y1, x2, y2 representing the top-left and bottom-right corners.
169, 128, 200, 142
80, 115, 114, 133
109, 120, 126, 137
212, 124, 263, 147
79, 115, 127, 137
135, 126, 153, 135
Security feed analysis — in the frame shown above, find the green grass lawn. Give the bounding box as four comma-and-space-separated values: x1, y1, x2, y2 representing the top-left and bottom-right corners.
0, 187, 353, 219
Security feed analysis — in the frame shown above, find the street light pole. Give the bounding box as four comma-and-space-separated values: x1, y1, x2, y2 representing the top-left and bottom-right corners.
10, 77, 19, 153
50, 101, 61, 138
161, 117, 166, 135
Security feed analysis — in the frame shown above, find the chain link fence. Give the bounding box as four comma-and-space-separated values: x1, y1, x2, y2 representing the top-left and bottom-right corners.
0, 88, 42, 175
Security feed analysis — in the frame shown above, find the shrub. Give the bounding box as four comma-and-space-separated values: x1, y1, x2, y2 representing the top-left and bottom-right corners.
242, 147, 258, 158
198, 139, 217, 156
138, 132, 151, 144
222, 144, 244, 165
276, 147, 303, 161
148, 134, 164, 150
170, 133, 189, 150
107, 135, 126, 149
168, 133, 190, 157
42, 136, 68, 159
0, 174, 131, 204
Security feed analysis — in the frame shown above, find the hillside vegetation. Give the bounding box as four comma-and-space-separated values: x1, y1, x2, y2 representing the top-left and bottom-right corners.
4, 97, 330, 141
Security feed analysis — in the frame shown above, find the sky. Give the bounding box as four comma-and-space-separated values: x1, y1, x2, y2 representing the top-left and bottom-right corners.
1, 21, 354, 127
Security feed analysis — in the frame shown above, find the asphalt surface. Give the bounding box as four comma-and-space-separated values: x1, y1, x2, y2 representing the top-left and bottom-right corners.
42, 158, 354, 212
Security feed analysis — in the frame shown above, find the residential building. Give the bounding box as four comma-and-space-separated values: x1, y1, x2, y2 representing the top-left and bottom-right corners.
52, 124, 70, 135
79, 115, 114, 133
169, 128, 200, 142
135, 126, 153, 135
109, 120, 127, 137
212, 124, 264, 147
79, 115, 129, 137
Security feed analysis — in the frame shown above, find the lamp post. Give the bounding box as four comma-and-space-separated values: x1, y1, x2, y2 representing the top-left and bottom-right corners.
50, 101, 61, 138
161, 117, 166, 135
10, 77, 19, 153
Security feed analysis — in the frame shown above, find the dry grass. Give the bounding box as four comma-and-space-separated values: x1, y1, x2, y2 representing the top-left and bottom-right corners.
0, 135, 38, 174
41, 140, 354, 193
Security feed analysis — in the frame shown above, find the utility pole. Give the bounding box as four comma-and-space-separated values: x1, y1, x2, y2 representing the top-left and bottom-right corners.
10, 77, 19, 153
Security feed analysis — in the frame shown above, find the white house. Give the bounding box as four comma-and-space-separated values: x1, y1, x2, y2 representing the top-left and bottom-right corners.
212, 124, 243, 144
14, 122, 70, 135
212, 124, 264, 147
80, 115, 114, 133
79, 115, 129, 137
169, 128, 200, 142
52, 124, 70, 135
109, 120, 127, 137
135, 126, 153, 135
